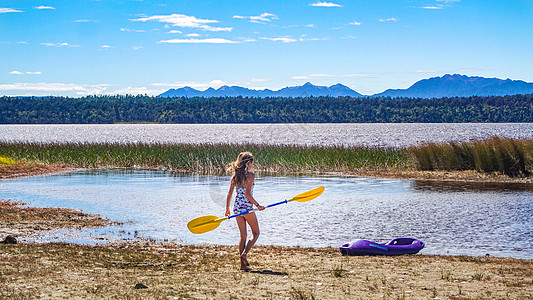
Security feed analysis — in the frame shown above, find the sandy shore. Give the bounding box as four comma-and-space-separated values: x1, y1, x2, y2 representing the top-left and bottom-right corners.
1, 162, 532, 299
1, 241, 531, 299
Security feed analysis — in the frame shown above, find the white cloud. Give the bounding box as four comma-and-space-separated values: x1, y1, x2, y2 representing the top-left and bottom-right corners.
260, 37, 298, 43
131, 14, 232, 32
379, 18, 399, 22
310, 2, 343, 7
159, 38, 241, 44
111, 86, 166, 95
233, 13, 278, 23
167, 30, 183, 34
349, 21, 362, 26
0, 8, 23, 13
17, 41, 28, 44
132, 46, 143, 50
9, 71, 42, 75
0, 83, 111, 95
35, 6, 55, 10
41, 42, 80, 47
185, 33, 201, 37
74, 19, 98, 23
120, 28, 146, 32
422, 6, 444, 9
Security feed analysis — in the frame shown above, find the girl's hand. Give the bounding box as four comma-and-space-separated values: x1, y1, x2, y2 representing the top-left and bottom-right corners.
225, 208, 231, 216
257, 205, 265, 211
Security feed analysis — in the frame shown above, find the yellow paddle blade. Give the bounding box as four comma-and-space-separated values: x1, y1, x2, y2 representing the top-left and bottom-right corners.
187, 215, 228, 234
291, 186, 325, 202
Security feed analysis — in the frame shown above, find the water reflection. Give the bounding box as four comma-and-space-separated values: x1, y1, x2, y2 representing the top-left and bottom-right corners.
0, 171, 531, 259
412, 180, 533, 193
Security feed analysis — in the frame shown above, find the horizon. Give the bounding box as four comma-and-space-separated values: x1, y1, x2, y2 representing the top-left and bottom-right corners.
1, 1, 532, 97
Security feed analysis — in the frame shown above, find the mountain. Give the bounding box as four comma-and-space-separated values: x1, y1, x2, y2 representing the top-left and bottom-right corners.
159, 75, 533, 99
374, 74, 533, 98
158, 82, 363, 98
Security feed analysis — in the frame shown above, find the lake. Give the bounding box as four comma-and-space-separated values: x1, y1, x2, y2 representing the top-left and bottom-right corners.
1, 170, 531, 259
1, 123, 532, 147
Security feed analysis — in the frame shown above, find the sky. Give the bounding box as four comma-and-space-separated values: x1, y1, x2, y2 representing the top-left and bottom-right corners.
1, 0, 532, 97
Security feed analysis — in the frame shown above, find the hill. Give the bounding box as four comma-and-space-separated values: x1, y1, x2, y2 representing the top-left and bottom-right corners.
159, 74, 533, 98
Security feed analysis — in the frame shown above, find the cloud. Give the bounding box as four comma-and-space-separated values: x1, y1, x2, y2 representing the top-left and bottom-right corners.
9, 71, 24, 75
0, 83, 111, 95
310, 2, 343, 7
110, 86, 166, 95
379, 18, 399, 22
41, 42, 80, 47
349, 21, 362, 26
26, 72, 42, 75
421, 0, 460, 9
35, 6, 55, 10
1, 8, 23, 13
167, 30, 183, 34
131, 14, 232, 32
260, 37, 298, 43
120, 28, 146, 32
233, 13, 278, 23
159, 38, 241, 44
185, 33, 201, 37
74, 19, 98, 23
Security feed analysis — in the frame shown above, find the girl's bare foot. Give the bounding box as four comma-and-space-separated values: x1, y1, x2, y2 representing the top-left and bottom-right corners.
240, 265, 252, 271
240, 253, 249, 266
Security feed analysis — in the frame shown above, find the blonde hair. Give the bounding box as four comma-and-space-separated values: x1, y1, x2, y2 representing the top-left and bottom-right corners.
228, 152, 254, 186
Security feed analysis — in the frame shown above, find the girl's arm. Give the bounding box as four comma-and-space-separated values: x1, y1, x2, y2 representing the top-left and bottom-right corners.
245, 173, 265, 211
225, 181, 234, 216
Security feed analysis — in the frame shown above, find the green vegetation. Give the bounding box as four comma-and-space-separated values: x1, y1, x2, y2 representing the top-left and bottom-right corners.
0, 156, 17, 164
1, 94, 532, 123
0, 142, 409, 173
410, 137, 533, 177
1, 137, 531, 177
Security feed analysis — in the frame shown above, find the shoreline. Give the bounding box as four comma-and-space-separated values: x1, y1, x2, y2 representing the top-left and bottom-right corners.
1, 163, 532, 298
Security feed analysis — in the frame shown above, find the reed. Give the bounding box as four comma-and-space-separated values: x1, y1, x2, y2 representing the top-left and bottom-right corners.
0, 141, 409, 174
409, 137, 533, 177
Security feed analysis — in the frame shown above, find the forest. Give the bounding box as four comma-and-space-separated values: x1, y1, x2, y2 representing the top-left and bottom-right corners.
0, 94, 531, 124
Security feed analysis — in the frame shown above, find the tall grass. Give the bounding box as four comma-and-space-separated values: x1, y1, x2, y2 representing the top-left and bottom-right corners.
0, 142, 409, 174
409, 137, 533, 177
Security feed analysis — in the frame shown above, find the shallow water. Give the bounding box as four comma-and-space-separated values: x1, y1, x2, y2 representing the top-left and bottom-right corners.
1, 170, 531, 259
1, 123, 532, 147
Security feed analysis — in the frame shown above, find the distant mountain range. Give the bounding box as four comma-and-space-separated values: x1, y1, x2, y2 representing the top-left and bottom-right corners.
158, 74, 533, 98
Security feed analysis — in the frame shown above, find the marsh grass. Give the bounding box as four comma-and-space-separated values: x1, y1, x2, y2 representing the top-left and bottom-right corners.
0, 156, 17, 164
409, 137, 533, 177
0, 141, 409, 174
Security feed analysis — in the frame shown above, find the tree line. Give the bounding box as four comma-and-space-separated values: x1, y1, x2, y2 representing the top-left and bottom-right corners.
0, 94, 531, 124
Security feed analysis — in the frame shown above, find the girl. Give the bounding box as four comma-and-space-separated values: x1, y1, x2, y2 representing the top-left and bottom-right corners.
226, 152, 265, 271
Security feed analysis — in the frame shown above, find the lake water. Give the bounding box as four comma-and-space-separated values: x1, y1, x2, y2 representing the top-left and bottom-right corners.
1, 123, 532, 147
1, 170, 531, 259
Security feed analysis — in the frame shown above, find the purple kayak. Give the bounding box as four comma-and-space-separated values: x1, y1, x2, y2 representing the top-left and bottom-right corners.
339, 238, 425, 256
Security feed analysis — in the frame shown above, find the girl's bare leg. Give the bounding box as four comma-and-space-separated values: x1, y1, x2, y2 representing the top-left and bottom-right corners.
240, 213, 260, 266
236, 216, 251, 270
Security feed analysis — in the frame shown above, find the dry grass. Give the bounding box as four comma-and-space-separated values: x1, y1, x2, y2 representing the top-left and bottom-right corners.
0, 200, 118, 239
0, 242, 531, 299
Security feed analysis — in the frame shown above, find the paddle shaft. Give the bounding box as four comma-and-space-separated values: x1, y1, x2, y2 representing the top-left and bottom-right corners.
227, 199, 290, 219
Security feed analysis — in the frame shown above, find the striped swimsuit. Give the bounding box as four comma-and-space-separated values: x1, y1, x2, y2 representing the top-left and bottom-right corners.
233, 183, 254, 214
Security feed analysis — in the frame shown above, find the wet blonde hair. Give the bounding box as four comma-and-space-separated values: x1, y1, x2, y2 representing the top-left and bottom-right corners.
228, 152, 254, 186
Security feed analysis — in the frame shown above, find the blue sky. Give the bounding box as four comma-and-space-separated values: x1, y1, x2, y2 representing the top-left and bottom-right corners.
1, 0, 532, 97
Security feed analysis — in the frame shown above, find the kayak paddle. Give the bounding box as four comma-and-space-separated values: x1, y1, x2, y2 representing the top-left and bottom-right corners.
187, 186, 324, 234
